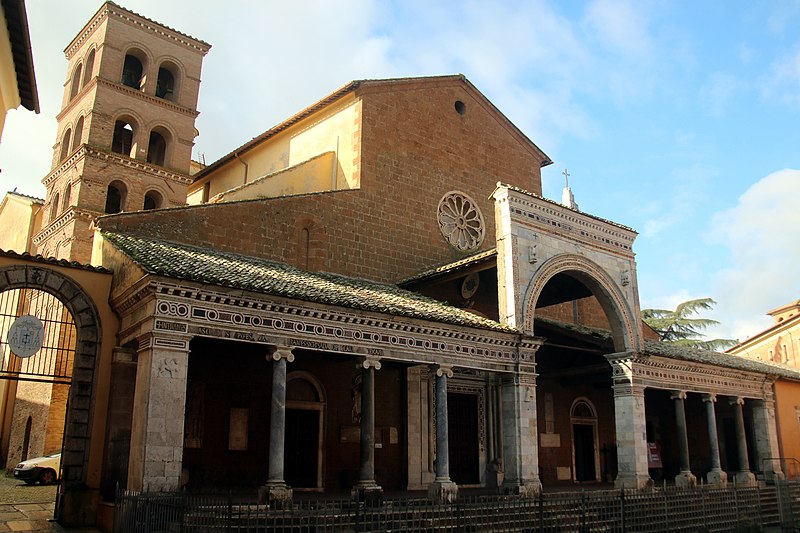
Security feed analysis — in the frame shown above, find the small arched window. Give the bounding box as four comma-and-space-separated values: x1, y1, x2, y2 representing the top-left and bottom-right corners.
60, 128, 72, 161
143, 190, 162, 210
105, 181, 127, 214
69, 63, 82, 100
72, 116, 84, 150
112, 120, 135, 157
147, 129, 167, 166
50, 192, 60, 221
83, 49, 96, 87
62, 183, 71, 212
121, 54, 144, 89
155, 66, 175, 100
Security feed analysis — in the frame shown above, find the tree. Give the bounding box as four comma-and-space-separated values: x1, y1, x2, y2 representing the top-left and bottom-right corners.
642, 298, 737, 351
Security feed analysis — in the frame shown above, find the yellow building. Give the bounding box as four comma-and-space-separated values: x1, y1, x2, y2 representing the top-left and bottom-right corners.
0, 0, 38, 140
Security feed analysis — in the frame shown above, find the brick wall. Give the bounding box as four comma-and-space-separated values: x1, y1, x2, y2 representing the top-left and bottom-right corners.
98, 79, 549, 284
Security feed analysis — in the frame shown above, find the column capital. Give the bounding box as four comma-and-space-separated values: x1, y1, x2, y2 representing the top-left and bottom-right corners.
358, 356, 382, 370
729, 396, 745, 406
269, 346, 295, 362
670, 390, 687, 401
432, 364, 454, 378
702, 393, 717, 403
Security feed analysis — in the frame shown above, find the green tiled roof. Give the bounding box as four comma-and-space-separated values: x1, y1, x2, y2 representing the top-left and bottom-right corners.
535, 316, 800, 380
102, 231, 515, 333
398, 248, 498, 285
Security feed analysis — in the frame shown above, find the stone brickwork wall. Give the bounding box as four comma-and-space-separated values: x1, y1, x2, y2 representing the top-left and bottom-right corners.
98, 79, 549, 283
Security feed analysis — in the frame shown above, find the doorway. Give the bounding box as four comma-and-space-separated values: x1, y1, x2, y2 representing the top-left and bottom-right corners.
571, 398, 599, 482
447, 392, 479, 485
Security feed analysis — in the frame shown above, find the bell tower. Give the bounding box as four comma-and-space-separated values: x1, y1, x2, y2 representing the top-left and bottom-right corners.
34, 2, 210, 261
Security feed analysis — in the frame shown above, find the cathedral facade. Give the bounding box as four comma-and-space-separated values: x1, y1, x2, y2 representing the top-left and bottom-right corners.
0, 3, 797, 528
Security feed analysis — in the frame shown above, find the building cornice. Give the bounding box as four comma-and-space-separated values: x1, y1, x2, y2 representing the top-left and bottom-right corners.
32, 207, 96, 245
42, 145, 193, 188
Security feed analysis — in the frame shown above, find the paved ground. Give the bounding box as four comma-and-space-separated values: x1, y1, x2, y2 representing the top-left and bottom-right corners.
0, 474, 100, 532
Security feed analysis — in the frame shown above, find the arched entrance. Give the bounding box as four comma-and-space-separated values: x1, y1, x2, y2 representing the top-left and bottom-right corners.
285, 371, 326, 491
0, 265, 102, 518
571, 398, 599, 482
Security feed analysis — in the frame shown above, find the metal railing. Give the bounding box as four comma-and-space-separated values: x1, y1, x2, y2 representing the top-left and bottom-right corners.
114, 481, 800, 532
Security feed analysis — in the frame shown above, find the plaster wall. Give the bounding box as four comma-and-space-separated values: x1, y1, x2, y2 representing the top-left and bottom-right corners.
0, 196, 40, 254
774, 380, 800, 466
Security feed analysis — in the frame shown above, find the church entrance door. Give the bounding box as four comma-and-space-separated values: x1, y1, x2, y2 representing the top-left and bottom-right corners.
285, 408, 320, 488
447, 392, 479, 485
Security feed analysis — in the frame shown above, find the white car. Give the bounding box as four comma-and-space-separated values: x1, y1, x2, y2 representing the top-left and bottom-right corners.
13, 453, 61, 485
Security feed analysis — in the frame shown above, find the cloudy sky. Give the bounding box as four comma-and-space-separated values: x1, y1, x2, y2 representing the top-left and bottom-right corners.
2, 0, 799, 343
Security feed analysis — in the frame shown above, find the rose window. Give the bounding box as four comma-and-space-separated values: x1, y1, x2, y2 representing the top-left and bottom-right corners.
437, 191, 485, 251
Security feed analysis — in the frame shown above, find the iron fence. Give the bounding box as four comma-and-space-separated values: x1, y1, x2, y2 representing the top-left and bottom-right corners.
115, 481, 800, 532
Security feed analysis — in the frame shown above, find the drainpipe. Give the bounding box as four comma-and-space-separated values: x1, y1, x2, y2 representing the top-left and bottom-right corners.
234, 151, 249, 184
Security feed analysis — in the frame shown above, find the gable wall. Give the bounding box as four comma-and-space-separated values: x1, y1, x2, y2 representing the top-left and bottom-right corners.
98, 80, 549, 283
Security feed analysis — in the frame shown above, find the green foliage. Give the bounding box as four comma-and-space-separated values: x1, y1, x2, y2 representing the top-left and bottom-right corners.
642, 298, 737, 351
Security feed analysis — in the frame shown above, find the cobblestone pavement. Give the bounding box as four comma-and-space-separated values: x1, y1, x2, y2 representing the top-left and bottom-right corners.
0, 474, 100, 532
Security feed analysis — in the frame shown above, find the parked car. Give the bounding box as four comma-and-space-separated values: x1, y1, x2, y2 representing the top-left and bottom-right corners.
13, 453, 60, 485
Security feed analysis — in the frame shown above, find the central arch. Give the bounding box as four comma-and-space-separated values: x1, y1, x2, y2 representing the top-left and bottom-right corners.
522, 254, 640, 353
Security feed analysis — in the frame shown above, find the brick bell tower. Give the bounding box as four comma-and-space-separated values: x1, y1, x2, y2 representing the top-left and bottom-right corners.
34, 2, 210, 262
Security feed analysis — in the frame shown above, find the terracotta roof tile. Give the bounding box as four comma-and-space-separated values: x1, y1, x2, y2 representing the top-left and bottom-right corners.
102, 231, 515, 333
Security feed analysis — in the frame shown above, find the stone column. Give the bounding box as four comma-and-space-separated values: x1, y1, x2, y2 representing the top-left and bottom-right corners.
671, 391, 696, 487
352, 357, 383, 504
609, 354, 651, 489
751, 396, 784, 481
428, 364, 458, 503
500, 372, 541, 497
127, 332, 191, 492
730, 397, 756, 485
260, 347, 295, 505
702, 394, 727, 485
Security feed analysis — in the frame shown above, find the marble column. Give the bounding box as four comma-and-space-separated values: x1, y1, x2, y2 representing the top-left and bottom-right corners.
260, 347, 295, 505
751, 397, 784, 481
730, 397, 756, 485
428, 364, 458, 503
671, 391, 696, 487
352, 357, 383, 504
702, 394, 727, 485
127, 332, 191, 492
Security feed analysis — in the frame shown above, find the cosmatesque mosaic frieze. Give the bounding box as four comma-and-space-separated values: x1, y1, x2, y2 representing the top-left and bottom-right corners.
135, 282, 541, 372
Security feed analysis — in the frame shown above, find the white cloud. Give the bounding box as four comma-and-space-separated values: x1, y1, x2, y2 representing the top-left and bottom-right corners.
582, 0, 653, 60
706, 168, 800, 339
759, 45, 800, 108
641, 164, 717, 238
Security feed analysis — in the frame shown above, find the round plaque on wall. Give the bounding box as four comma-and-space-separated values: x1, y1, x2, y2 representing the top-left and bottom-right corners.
437, 191, 485, 251
7, 315, 45, 358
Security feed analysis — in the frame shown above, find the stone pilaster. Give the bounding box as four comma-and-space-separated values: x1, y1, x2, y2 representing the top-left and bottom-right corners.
751, 396, 784, 481
127, 332, 191, 492
730, 397, 756, 485
609, 354, 651, 489
260, 347, 295, 506
500, 371, 541, 498
670, 391, 696, 487
702, 394, 727, 486
428, 364, 458, 503
352, 357, 383, 505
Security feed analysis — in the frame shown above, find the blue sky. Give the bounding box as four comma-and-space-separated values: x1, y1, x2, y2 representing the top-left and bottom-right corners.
2, 0, 799, 342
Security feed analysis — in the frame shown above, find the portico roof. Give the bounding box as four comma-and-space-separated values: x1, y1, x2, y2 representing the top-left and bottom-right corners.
536, 316, 800, 380
101, 231, 516, 334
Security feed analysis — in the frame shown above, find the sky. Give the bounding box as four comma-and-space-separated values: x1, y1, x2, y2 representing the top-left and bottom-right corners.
1, 0, 799, 343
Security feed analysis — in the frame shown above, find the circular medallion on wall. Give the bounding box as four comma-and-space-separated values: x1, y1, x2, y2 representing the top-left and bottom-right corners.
7, 315, 45, 358
437, 191, 485, 251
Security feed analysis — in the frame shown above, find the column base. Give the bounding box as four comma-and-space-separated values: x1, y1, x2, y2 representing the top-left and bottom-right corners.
258, 482, 293, 507
351, 481, 383, 506
502, 480, 541, 498
614, 473, 653, 490
706, 469, 728, 486
674, 471, 697, 488
734, 471, 756, 485
428, 479, 458, 503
